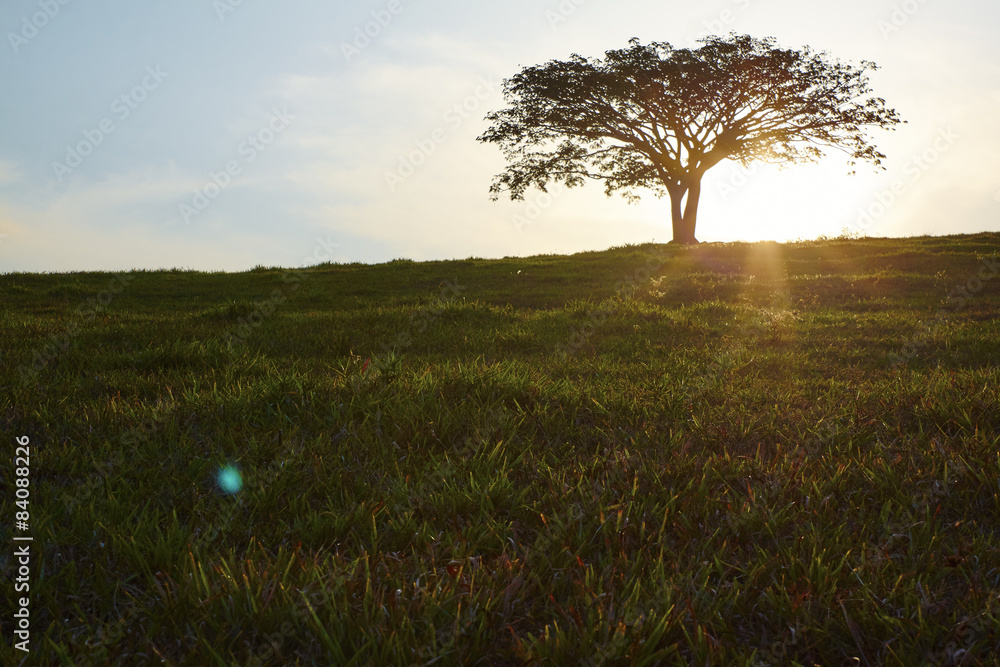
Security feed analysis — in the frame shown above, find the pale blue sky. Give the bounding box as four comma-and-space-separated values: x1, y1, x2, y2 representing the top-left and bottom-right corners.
1, 0, 998, 272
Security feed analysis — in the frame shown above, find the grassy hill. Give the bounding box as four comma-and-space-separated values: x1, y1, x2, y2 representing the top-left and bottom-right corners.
2, 233, 999, 665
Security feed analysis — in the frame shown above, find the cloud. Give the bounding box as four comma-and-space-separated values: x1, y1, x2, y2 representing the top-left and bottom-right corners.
0, 160, 21, 187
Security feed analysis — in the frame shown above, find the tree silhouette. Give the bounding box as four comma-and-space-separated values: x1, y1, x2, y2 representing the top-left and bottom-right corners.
478, 34, 904, 244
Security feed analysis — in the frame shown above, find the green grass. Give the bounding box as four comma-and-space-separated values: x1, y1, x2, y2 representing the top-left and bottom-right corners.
2, 233, 999, 665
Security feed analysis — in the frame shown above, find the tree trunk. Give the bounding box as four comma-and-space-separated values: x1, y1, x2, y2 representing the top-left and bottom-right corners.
667, 180, 700, 245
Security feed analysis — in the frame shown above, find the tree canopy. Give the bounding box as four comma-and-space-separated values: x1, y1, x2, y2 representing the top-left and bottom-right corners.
478, 34, 904, 244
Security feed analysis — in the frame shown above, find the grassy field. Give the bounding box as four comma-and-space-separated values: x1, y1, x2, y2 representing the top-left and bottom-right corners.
2, 233, 999, 665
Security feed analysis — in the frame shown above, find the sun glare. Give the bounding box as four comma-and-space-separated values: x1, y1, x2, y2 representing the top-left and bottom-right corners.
698, 159, 870, 243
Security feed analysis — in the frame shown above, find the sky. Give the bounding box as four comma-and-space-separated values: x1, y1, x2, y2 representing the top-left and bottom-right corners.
1, 0, 998, 273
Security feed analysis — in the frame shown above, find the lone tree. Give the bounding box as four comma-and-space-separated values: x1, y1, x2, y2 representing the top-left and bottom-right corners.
478, 34, 903, 244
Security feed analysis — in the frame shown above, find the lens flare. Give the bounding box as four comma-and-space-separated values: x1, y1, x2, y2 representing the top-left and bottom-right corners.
217, 465, 243, 493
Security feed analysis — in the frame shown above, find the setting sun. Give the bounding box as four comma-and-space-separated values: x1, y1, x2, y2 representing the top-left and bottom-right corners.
698, 159, 882, 243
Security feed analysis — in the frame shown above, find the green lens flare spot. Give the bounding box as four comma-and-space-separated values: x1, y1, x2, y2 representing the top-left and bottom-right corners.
217, 465, 243, 494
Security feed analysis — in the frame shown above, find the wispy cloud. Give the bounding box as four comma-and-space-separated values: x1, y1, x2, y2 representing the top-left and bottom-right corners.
0, 159, 21, 187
